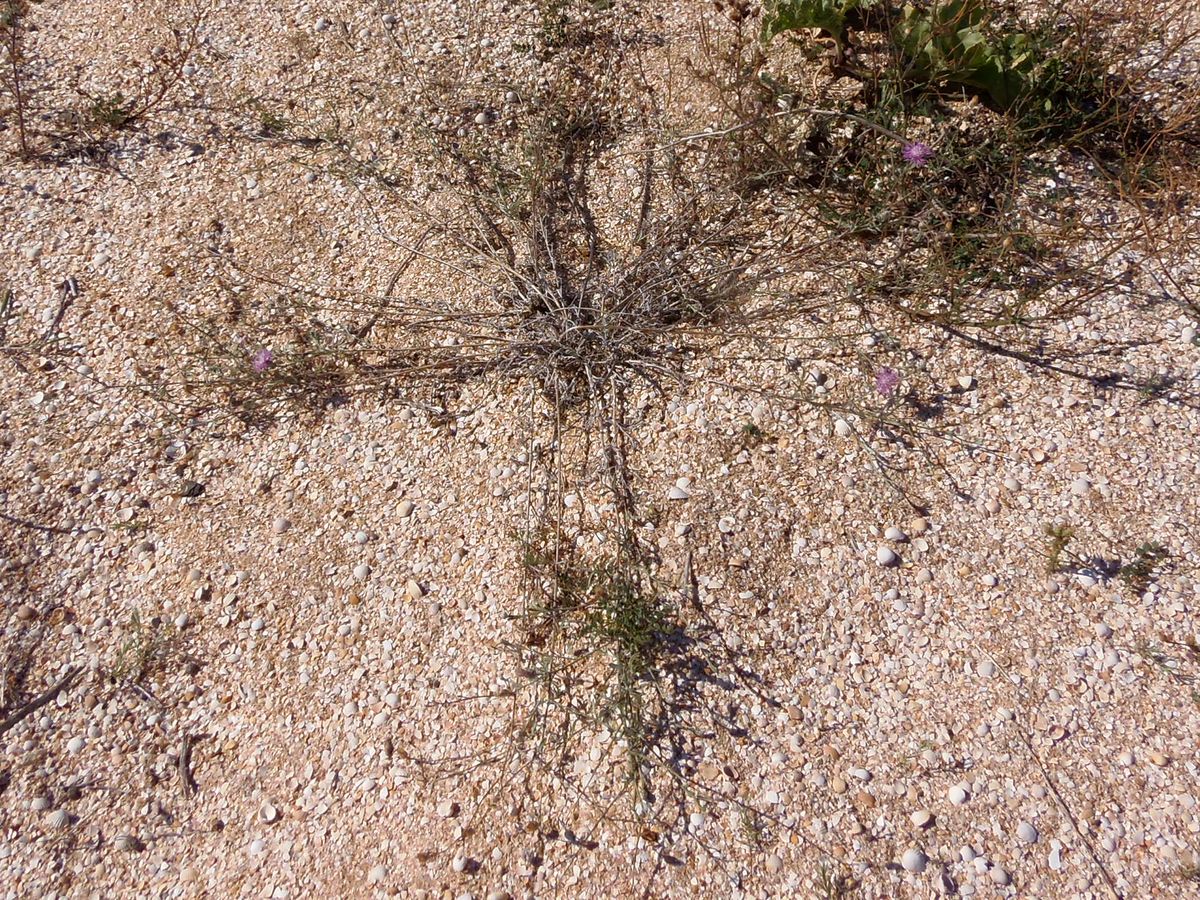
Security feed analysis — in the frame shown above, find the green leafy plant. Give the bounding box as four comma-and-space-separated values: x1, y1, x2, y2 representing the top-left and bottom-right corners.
894, 0, 1036, 110
762, 0, 877, 46
87, 92, 137, 130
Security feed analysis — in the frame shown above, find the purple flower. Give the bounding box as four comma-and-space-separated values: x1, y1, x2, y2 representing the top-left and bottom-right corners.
875, 366, 901, 396
902, 141, 935, 167
251, 348, 274, 373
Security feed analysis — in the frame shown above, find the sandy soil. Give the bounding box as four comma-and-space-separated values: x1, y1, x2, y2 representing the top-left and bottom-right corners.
2, 1, 1199, 898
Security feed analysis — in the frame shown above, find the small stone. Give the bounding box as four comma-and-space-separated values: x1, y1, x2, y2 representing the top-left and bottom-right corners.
875, 546, 897, 567
398, 500, 415, 518
911, 809, 934, 829
368, 864, 388, 884
830, 776, 847, 795
1070, 476, 1091, 496
260, 803, 279, 824
342, 701, 358, 717
249, 839, 266, 855
948, 785, 968, 806
16, 603, 38, 621
353, 563, 371, 581
901, 848, 927, 873
67, 736, 85, 754
437, 800, 460, 818
765, 853, 783, 874
406, 579, 425, 600
989, 865, 1010, 886
909, 517, 928, 535
978, 660, 996, 678
272, 517, 292, 535
1017, 821, 1038, 843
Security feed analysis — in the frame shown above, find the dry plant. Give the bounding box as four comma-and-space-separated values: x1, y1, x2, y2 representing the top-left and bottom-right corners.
0, 0, 30, 157
140, 0, 1200, 845
0, 0, 209, 160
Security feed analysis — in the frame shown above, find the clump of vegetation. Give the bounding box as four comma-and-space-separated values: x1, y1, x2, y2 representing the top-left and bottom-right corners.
1044, 524, 1171, 594
516, 527, 670, 798
763, 0, 1193, 142
110, 610, 180, 685
1119, 540, 1170, 594
1, 1, 207, 159
739, 0, 1200, 345
1043, 523, 1078, 574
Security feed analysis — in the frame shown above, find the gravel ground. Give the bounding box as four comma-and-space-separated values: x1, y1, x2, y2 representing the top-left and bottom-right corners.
2, 1, 1199, 898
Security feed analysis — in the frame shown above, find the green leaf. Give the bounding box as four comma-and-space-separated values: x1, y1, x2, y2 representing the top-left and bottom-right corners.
762, 0, 870, 45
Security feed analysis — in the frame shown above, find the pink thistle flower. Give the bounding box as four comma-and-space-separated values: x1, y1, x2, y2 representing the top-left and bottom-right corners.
902, 141, 935, 166
875, 366, 901, 396
251, 348, 274, 373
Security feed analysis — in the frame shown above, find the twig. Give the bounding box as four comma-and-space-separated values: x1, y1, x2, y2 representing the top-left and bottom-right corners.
0, 666, 83, 737
179, 732, 198, 798
0, 510, 81, 535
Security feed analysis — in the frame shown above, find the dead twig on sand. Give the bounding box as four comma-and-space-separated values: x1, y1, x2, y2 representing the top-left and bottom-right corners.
0, 665, 83, 737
